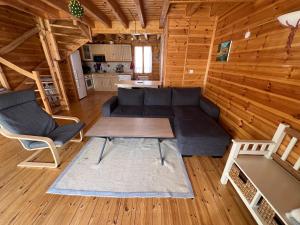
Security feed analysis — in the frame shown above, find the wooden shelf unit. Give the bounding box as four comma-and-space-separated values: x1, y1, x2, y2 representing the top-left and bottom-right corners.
221, 123, 300, 225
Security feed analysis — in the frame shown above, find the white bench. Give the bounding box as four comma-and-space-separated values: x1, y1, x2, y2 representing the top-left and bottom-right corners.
221, 123, 300, 225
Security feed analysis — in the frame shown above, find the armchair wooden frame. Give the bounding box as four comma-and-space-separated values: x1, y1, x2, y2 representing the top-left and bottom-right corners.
0, 115, 83, 169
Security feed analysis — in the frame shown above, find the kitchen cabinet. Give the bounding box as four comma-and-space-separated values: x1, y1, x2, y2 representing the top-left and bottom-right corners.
90, 44, 132, 62
91, 45, 106, 55
92, 73, 119, 91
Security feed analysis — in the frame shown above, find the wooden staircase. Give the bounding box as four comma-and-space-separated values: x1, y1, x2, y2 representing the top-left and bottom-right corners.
0, 18, 91, 114
34, 18, 91, 113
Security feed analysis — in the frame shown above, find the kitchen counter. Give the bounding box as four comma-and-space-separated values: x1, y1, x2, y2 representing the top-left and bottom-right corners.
92, 73, 132, 91
115, 80, 162, 89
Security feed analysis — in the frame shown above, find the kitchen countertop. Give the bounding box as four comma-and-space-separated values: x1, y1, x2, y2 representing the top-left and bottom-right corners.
115, 80, 162, 88
85, 72, 133, 76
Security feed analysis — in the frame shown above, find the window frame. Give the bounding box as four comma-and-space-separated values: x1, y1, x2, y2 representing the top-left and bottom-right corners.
134, 45, 152, 74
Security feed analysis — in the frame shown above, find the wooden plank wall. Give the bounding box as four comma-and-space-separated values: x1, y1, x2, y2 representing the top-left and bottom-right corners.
0, 6, 46, 89
163, 4, 216, 87
204, 0, 300, 163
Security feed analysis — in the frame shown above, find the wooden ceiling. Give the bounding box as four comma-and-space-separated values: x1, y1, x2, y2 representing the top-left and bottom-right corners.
0, 0, 255, 35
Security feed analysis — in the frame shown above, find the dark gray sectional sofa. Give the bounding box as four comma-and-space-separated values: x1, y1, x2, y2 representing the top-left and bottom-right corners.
102, 87, 231, 156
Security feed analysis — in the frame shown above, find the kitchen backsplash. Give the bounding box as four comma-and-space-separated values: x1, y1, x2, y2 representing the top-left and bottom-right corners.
83, 62, 132, 74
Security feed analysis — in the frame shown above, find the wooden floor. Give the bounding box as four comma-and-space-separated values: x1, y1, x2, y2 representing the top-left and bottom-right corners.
0, 91, 256, 225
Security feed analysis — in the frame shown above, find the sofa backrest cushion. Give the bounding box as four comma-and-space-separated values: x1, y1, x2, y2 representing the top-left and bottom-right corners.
200, 97, 220, 121
118, 88, 144, 106
172, 88, 201, 106
144, 88, 172, 106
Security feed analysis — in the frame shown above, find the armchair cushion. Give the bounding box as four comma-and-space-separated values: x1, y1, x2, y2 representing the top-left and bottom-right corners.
0, 90, 85, 150
27, 122, 84, 149
0, 89, 36, 110
0, 101, 57, 149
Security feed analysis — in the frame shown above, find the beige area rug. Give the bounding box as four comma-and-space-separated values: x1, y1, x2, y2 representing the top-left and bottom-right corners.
48, 138, 194, 198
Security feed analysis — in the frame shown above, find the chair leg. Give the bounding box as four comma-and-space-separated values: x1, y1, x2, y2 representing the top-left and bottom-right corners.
17, 147, 61, 169
70, 130, 83, 143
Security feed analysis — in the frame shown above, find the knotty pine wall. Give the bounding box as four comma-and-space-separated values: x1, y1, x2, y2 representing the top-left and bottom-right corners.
163, 4, 216, 87
0, 6, 46, 89
204, 0, 300, 163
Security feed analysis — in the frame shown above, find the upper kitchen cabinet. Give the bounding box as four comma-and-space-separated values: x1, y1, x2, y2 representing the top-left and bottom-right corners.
81, 45, 93, 61
89, 44, 132, 62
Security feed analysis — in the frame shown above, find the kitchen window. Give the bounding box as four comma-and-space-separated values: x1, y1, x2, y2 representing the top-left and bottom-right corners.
134, 46, 152, 74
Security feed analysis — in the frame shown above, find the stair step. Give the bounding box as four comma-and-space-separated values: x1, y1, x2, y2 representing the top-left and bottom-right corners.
26, 80, 54, 85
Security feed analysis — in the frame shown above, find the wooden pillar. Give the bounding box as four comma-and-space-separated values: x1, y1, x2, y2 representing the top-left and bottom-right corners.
53, 60, 70, 110
44, 20, 61, 61
203, 17, 218, 94
0, 65, 11, 89
33, 71, 52, 114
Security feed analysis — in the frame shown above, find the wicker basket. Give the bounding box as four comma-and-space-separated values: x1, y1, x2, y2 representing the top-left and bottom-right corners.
229, 164, 257, 203
257, 198, 285, 225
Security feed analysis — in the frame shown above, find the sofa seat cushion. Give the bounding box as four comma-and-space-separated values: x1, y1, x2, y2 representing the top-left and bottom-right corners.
144, 88, 172, 106
174, 117, 230, 156
111, 106, 143, 117
143, 106, 174, 118
173, 106, 206, 119
172, 88, 201, 106
27, 122, 85, 149
118, 88, 144, 106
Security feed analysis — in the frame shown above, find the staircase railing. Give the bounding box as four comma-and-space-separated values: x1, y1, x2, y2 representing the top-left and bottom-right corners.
0, 57, 52, 114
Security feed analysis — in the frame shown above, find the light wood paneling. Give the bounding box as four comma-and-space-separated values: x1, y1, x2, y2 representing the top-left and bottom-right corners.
204, 0, 300, 163
163, 4, 216, 87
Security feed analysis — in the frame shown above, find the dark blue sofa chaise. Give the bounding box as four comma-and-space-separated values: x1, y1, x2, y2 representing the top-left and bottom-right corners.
102, 87, 231, 156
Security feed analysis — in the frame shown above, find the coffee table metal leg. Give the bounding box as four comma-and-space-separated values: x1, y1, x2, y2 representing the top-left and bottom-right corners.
158, 139, 164, 165
97, 137, 108, 164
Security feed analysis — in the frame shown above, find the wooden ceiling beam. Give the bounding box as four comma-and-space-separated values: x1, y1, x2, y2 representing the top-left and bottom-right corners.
132, 35, 137, 40
0, 0, 47, 18
159, 0, 170, 28
186, 3, 203, 16
0, 27, 39, 56
133, 0, 146, 28
41, 0, 95, 28
81, 0, 112, 28
17, 0, 62, 18
104, 0, 129, 28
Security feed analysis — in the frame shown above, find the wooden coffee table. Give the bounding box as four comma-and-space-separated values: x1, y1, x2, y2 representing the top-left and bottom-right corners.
85, 117, 174, 165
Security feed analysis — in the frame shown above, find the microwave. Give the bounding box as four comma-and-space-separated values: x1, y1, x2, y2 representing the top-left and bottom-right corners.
94, 55, 106, 62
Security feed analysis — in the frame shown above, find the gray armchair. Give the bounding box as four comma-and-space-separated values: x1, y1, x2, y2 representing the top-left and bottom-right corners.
0, 90, 84, 168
